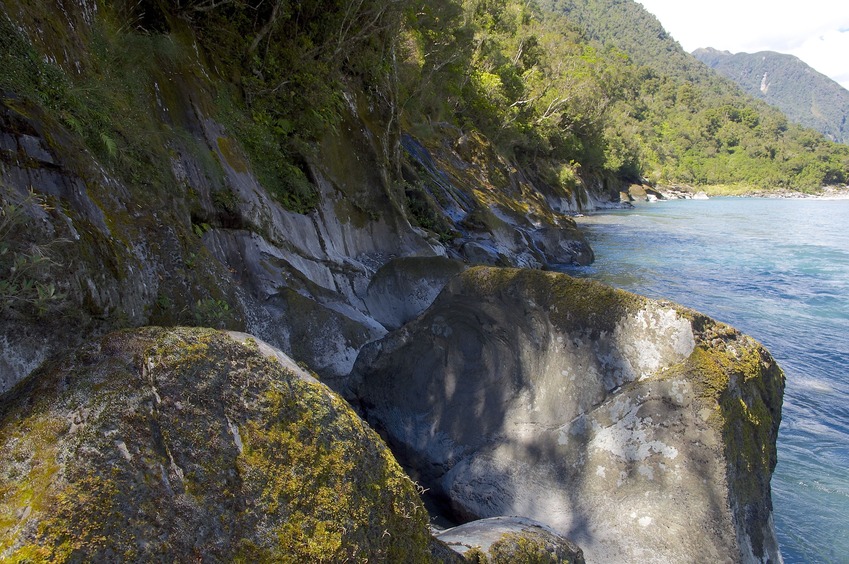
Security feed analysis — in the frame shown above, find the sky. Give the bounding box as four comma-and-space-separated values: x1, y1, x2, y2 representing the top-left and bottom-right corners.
636, 0, 849, 90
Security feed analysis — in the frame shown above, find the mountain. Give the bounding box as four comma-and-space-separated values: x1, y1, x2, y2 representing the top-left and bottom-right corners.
693, 47, 849, 145
543, 0, 849, 190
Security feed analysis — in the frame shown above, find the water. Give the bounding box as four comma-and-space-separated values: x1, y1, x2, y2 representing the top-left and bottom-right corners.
560, 198, 849, 563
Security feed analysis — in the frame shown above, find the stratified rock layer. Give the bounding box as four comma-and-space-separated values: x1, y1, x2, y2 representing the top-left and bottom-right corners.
0, 327, 432, 562
353, 267, 785, 563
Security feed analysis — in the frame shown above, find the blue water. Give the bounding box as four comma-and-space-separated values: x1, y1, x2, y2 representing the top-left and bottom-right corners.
561, 198, 849, 563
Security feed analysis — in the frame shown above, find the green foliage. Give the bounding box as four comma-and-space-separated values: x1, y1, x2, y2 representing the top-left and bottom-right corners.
5, 0, 847, 247
211, 91, 317, 213
399, 0, 642, 181
397, 0, 849, 191
192, 297, 232, 328
694, 48, 849, 145
540, 0, 849, 191
0, 189, 66, 317
556, 163, 581, 191
0, 8, 183, 193
172, 0, 415, 211
192, 222, 213, 238
0, 11, 67, 108
403, 181, 457, 242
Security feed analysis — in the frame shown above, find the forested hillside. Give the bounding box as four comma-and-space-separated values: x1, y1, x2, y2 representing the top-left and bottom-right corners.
184, 0, 849, 192
546, 0, 849, 191
694, 47, 849, 145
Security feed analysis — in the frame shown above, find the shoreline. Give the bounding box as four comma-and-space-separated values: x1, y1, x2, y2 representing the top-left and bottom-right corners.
633, 184, 849, 202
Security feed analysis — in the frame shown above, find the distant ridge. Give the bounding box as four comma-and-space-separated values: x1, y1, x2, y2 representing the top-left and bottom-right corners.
693, 47, 849, 145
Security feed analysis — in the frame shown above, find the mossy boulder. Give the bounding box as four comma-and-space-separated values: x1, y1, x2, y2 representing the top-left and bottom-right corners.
352, 267, 784, 563
437, 517, 585, 563
0, 327, 432, 562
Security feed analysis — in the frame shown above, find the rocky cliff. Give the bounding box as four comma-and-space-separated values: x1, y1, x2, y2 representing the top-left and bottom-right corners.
0, 0, 602, 396
0, 2, 784, 562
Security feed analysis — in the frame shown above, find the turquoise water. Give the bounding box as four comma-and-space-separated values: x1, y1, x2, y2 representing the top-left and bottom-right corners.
561, 198, 849, 563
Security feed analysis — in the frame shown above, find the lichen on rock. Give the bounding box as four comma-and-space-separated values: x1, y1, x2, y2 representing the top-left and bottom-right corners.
436, 516, 585, 563
0, 327, 432, 562
352, 266, 785, 563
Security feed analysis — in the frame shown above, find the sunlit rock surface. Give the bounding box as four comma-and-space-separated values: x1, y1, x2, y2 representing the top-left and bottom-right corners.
353, 267, 785, 563
436, 516, 585, 562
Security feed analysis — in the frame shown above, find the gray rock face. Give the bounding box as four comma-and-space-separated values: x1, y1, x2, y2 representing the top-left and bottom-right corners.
352, 267, 785, 563
0, 69, 589, 394
437, 516, 585, 562
363, 256, 468, 331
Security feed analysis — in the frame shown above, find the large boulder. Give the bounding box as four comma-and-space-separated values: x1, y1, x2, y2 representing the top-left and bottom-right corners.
0, 327, 432, 562
352, 267, 785, 563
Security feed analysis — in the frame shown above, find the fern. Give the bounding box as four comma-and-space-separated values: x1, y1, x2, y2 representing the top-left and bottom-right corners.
100, 132, 118, 158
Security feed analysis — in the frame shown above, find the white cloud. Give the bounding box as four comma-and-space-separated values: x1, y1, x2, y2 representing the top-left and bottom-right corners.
637, 0, 849, 90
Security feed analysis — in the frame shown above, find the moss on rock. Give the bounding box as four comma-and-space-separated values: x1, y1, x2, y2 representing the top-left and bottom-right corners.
354, 265, 784, 562
453, 266, 645, 337
0, 327, 431, 562
436, 516, 584, 563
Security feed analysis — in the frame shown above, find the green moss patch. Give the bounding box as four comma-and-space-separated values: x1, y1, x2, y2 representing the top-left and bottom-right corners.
455, 266, 645, 337
0, 327, 431, 562
676, 319, 785, 551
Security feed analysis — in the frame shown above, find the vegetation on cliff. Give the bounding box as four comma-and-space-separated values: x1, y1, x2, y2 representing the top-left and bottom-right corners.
4, 0, 845, 231
172, 0, 849, 192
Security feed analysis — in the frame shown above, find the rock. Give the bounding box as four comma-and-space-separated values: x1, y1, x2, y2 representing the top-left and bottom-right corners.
0, 327, 432, 562
529, 227, 594, 266
460, 240, 506, 266
364, 256, 468, 331
352, 267, 785, 563
437, 516, 585, 563
269, 287, 385, 381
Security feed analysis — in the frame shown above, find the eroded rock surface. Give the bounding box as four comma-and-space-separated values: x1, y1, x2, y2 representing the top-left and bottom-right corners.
353, 267, 785, 563
0, 327, 432, 562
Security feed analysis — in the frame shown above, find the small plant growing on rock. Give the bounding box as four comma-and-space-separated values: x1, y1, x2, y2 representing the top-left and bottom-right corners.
0, 189, 66, 317
192, 297, 231, 328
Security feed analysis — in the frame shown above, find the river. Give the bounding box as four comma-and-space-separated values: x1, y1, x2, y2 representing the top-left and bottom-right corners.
559, 197, 849, 563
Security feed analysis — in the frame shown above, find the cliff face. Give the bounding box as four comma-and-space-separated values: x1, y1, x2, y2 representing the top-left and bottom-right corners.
0, 0, 599, 395
352, 267, 785, 562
